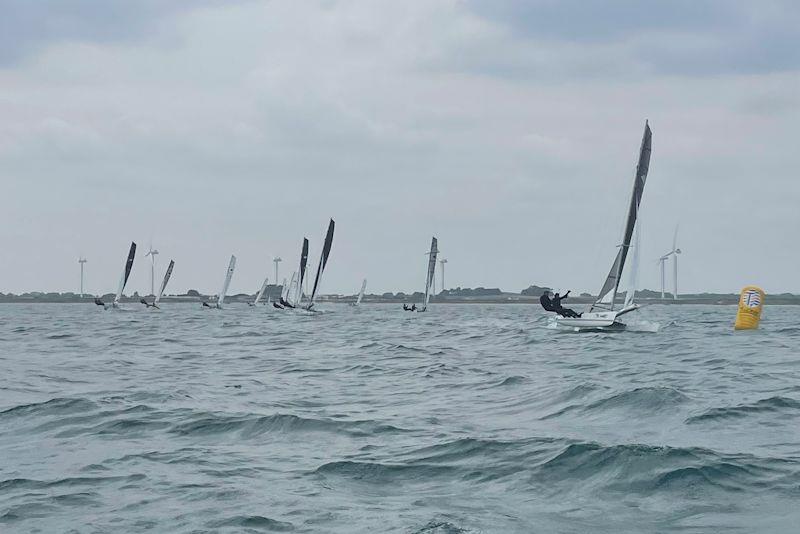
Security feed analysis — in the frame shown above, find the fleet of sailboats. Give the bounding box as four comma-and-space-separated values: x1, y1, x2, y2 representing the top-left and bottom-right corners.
85, 123, 664, 331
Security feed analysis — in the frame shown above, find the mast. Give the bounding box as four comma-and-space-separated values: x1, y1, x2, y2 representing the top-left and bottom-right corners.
623, 221, 641, 308
114, 242, 137, 304
155, 260, 175, 306
591, 121, 652, 311
422, 237, 438, 310
218, 255, 236, 308
307, 219, 335, 307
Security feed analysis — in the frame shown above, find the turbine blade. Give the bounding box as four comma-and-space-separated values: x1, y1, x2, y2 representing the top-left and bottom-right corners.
672, 224, 679, 251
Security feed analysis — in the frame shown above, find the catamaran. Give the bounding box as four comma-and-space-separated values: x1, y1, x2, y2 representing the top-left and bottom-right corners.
203, 255, 236, 309
303, 219, 335, 312
404, 237, 438, 312
95, 242, 136, 309
273, 277, 288, 309
276, 238, 309, 309
556, 121, 652, 331
141, 259, 174, 309
349, 279, 367, 306
249, 275, 269, 307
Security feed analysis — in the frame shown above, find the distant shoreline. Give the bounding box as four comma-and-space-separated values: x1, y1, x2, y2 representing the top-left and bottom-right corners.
3, 295, 800, 305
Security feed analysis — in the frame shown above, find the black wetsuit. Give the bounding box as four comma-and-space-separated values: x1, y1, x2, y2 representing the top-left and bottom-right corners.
539, 294, 554, 311
552, 291, 580, 318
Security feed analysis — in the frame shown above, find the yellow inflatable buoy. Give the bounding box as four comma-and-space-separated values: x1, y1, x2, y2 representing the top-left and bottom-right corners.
734, 286, 765, 330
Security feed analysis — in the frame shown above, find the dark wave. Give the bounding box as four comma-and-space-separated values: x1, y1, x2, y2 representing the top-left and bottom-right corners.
412, 520, 469, 534
0, 474, 145, 492
686, 396, 800, 424
0, 397, 96, 419
207, 515, 295, 531
535, 442, 799, 495
170, 413, 407, 438
544, 387, 689, 418
314, 460, 458, 482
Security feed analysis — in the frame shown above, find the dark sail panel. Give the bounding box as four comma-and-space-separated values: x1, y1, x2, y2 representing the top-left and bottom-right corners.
592, 121, 652, 310
157, 260, 175, 302
123, 242, 136, 290
298, 238, 309, 298
309, 219, 335, 306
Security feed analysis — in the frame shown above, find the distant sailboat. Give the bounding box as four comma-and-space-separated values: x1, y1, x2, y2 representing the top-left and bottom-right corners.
278, 238, 309, 309
404, 237, 437, 312
141, 259, 174, 309
557, 121, 652, 330
95, 242, 136, 309
273, 277, 288, 309
350, 279, 367, 306
304, 219, 335, 311
250, 276, 269, 307
203, 255, 236, 309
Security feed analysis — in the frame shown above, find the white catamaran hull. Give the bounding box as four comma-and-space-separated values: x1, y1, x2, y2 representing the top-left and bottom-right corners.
556, 305, 639, 330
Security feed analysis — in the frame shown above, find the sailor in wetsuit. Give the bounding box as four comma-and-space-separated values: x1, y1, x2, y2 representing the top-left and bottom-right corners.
539, 291, 554, 312
552, 291, 580, 318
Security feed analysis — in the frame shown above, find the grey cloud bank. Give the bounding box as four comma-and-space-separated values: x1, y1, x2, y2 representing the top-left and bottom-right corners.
0, 0, 798, 296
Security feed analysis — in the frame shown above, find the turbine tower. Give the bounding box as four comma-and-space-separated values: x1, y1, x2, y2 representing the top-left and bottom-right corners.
145, 245, 159, 296
658, 225, 681, 300
273, 257, 282, 287
439, 258, 448, 294
78, 257, 87, 298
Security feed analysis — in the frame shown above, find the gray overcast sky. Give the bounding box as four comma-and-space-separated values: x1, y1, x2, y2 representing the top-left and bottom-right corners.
1, 0, 798, 296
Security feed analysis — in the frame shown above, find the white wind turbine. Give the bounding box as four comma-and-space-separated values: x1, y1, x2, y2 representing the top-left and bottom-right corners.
145, 244, 159, 296
658, 225, 681, 300
78, 257, 87, 298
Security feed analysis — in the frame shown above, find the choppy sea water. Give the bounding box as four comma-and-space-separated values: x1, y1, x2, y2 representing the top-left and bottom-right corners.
1, 303, 799, 533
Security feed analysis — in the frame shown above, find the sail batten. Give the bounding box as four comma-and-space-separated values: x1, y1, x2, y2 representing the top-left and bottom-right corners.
591, 121, 652, 311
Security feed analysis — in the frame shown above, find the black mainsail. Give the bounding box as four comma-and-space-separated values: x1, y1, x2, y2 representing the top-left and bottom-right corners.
306, 219, 335, 309
114, 241, 137, 304
298, 238, 309, 303
591, 121, 652, 311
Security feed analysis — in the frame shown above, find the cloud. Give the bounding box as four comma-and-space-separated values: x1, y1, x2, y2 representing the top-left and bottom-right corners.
462, 0, 800, 77
0, 1, 798, 296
